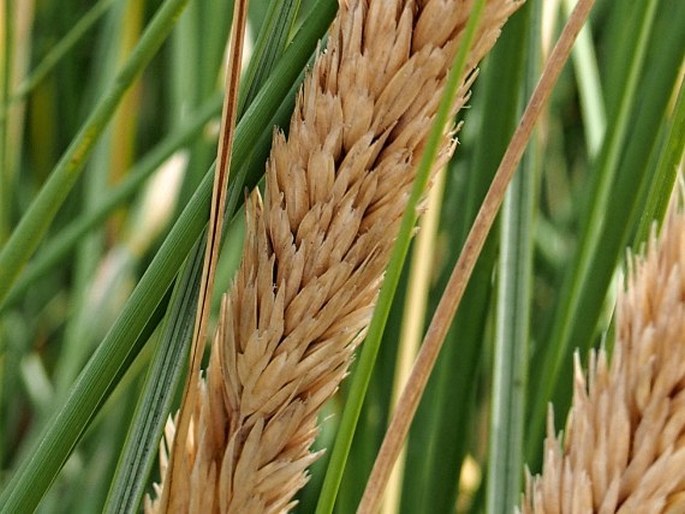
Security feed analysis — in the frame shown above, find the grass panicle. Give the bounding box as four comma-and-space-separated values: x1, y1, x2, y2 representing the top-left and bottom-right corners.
145, 0, 521, 511
520, 195, 685, 513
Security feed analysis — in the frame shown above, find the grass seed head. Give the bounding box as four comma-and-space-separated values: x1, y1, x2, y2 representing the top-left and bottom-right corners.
521, 201, 685, 513
147, 1, 522, 512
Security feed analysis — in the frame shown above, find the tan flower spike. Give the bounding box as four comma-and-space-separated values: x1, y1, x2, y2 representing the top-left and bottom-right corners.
521, 201, 685, 513
147, 1, 522, 512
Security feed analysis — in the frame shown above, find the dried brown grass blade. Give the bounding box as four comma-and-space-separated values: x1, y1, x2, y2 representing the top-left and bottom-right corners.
157, 1, 249, 511
520, 189, 685, 513
356, 1, 596, 511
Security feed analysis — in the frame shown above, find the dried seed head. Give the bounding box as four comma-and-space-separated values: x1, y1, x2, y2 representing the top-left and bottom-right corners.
148, 1, 522, 512
521, 201, 685, 513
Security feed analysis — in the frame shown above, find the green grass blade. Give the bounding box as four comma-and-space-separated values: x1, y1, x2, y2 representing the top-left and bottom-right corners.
485, 3, 537, 511
8, 0, 121, 104
563, 0, 605, 156
238, 0, 301, 116
315, 3, 488, 512
169, 1, 199, 127
635, 81, 685, 242
600, 4, 640, 122
196, 2, 235, 102
0, 0, 15, 472
0, 0, 191, 306
0, 0, 13, 246
101, 237, 204, 514
333, 267, 408, 513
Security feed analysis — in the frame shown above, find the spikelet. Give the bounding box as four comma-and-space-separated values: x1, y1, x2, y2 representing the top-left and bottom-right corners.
146, 1, 522, 512
520, 200, 685, 513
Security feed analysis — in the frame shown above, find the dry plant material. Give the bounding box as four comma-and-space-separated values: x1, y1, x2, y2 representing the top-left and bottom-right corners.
146, 0, 521, 512
520, 203, 685, 513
